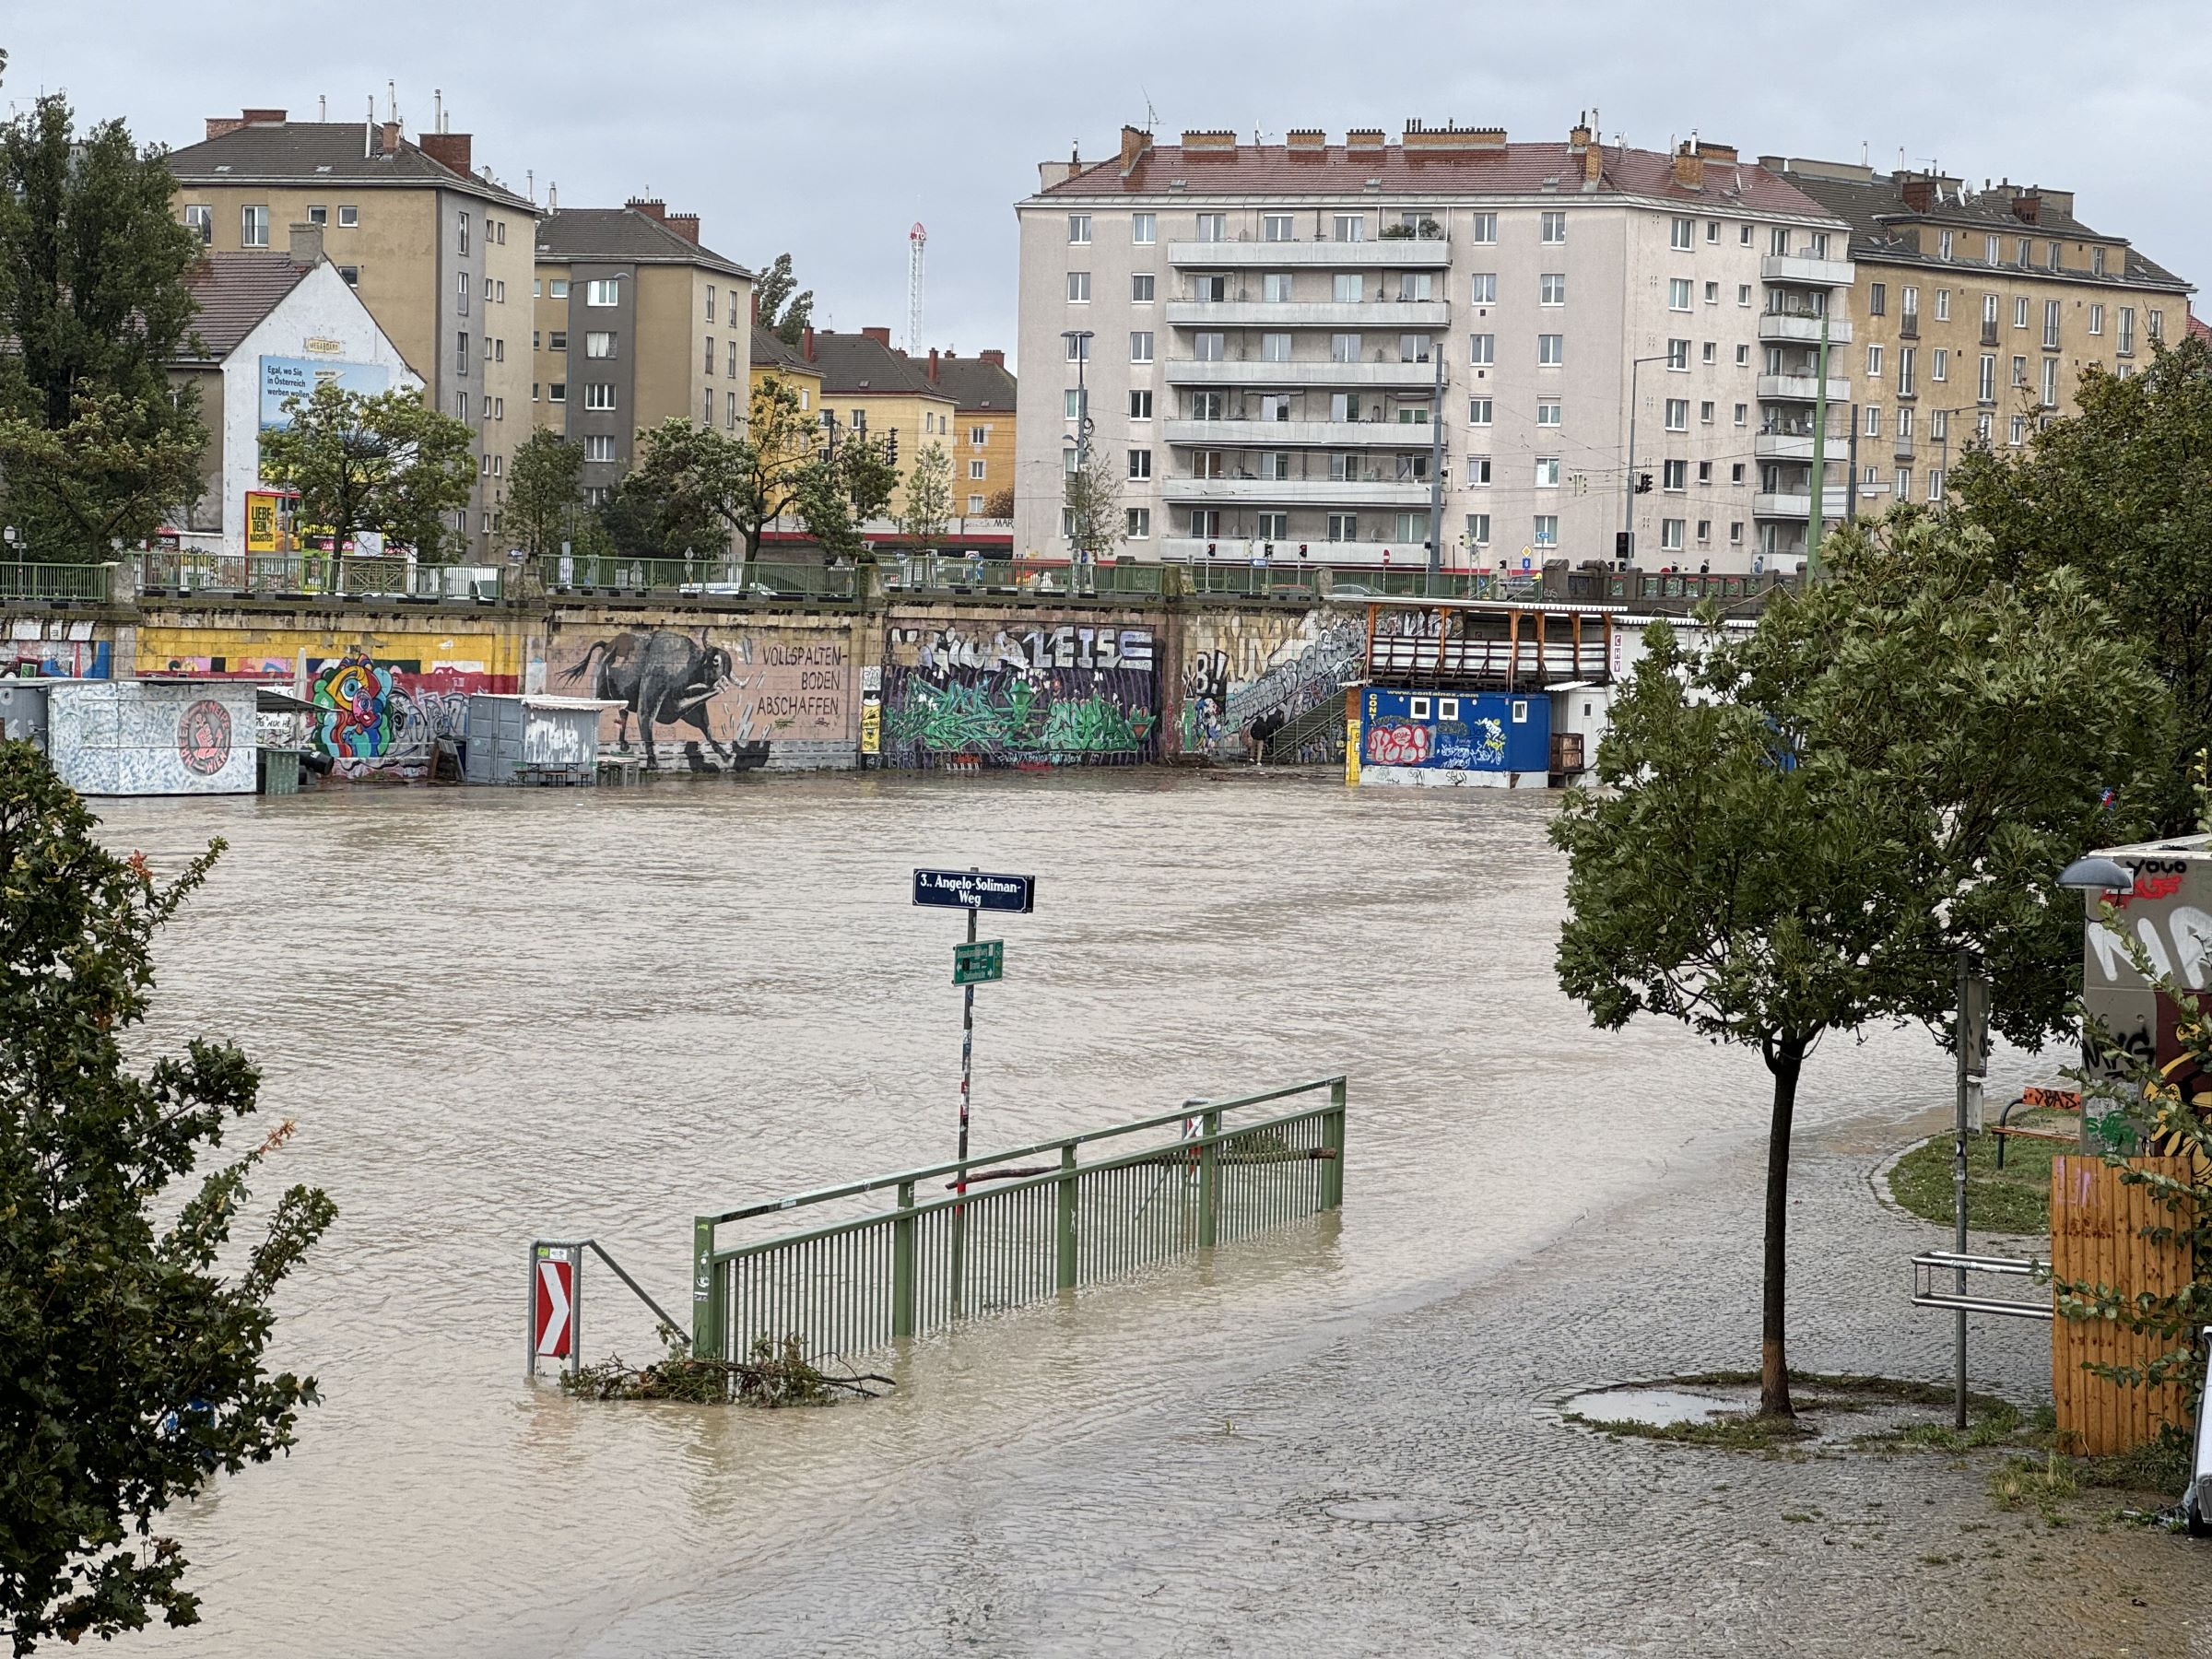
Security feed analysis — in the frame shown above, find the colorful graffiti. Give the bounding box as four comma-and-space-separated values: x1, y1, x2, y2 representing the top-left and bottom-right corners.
296, 655, 491, 779
3, 635, 112, 678
1358, 688, 1550, 788
881, 666, 1156, 767
176, 699, 235, 775
1366, 720, 1432, 766
1176, 611, 1363, 762
546, 625, 853, 772
312, 653, 401, 759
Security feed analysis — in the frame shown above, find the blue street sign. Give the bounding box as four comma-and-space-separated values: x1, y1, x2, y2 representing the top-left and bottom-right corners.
912, 868, 1036, 913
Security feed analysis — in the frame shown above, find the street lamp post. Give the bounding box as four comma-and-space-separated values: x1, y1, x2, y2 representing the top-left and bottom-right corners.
1622, 355, 1669, 569
1061, 330, 1095, 586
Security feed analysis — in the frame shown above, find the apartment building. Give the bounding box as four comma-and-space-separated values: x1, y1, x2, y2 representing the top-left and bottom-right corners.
1762, 158, 2193, 512
924, 349, 1019, 516
749, 324, 826, 417
168, 109, 536, 560
533, 200, 752, 508
798, 330, 961, 514
1015, 121, 1855, 572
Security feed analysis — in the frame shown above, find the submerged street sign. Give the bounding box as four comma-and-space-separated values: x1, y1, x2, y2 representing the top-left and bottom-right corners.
953, 939, 1005, 986
912, 868, 1036, 913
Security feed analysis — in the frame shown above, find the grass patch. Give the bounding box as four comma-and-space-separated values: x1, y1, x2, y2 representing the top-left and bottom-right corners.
1887, 1121, 2072, 1232
1560, 1408, 1814, 1451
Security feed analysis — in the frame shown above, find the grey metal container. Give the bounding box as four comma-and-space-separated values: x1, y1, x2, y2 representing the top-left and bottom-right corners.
462, 694, 611, 786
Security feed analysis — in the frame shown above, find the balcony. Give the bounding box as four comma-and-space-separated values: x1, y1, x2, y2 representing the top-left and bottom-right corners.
1894, 434, 1915, 460
1757, 312, 1853, 346
1899, 313, 1920, 339
1760, 253, 1855, 288
1161, 477, 1435, 508
1165, 418, 1438, 449
1163, 300, 1452, 328
1980, 322, 2000, 346
1751, 429, 1841, 461
1165, 358, 1446, 388
1169, 238, 1453, 268
1752, 488, 1851, 519
1756, 373, 1853, 404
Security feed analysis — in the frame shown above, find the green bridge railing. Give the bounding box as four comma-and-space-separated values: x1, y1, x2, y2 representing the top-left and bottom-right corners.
690, 1076, 1346, 1365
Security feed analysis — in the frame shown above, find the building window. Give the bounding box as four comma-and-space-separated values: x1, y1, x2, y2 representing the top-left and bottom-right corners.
1537, 334, 1564, 366
2014, 296, 2030, 329
1665, 338, 1688, 371
1699, 400, 1714, 424
456, 272, 471, 315
1466, 455, 1492, 486
1540, 211, 1566, 243
1733, 403, 1747, 426
549, 278, 569, 300
1258, 512, 1290, 542
970, 425, 989, 446
1398, 333, 1430, 364
1065, 333, 1092, 361
968, 458, 987, 481
1700, 342, 1716, 365
1730, 521, 1744, 545
1978, 355, 1995, 403
2119, 307, 2136, 355
2088, 303, 2105, 335
583, 434, 617, 462
583, 383, 617, 410
241, 205, 268, 247
1669, 216, 1692, 250
1704, 281, 1719, 304
1263, 213, 1295, 242
1066, 271, 1090, 301
1533, 515, 1558, 546
1538, 272, 1566, 307
1068, 214, 1091, 243
1938, 230, 1954, 261
1265, 332, 1294, 362
1470, 273, 1497, 304
1770, 228, 1790, 255
2011, 355, 2027, 387
337, 265, 359, 288
1662, 459, 1687, 491
1661, 518, 1685, 550
1324, 513, 1357, 542
1129, 390, 1152, 418
1534, 457, 1559, 488
2040, 357, 2059, 407
1131, 212, 1154, 244
1664, 398, 1688, 430
1735, 344, 1749, 366
1195, 212, 1227, 242
2039, 298, 2060, 350
1931, 347, 1947, 382
1668, 277, 1691, 312
1264, 272, 1294, 304
1696, 461, 1712, 486
456, 332, 468, 373
1128, 449, 1150, 479
969, 495, 985, 513
1898, 346, 1916, 394
182, 204, 212, 243
1333, 214, 1365, 242
1466, 512, 1491, 546
337, 205, 359, 227
2150, 309, 2165, 343
1536, 400, 1561, 428
1467, 334, 1495, 367
1468, 397, 1493, 425
1868, 282, 1887, 317
1130, 331, 1154, 362
1935, 288, 1950, 322
547, 382, 565, 403
586, 279, 619, 307
703, 336, 715, 373
1125, 507, 1150, 538
1866, 343, 1884, 378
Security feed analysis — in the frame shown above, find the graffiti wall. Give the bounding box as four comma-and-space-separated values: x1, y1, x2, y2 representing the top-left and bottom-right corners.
46, 681, 258, 796
136, 622, 518, 780
544, 621, 855, 772
2081, 847, 2212, 1139
5, 617, 112, 679
1177, 608, 1363, 762
1356, 687, 1552, 789
882, 618, 1158, 769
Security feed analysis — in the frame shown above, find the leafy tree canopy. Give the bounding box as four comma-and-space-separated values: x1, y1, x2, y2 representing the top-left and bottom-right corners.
752, 253, 814, 348
895, 441, 954, 552
505, 430, 583, 560
255, 382, 476, 560
0, 744, 334, 1650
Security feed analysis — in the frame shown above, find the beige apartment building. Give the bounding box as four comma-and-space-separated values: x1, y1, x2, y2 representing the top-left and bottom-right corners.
168, 109, 537, 560
532, 201, 752, 509
924, 349, 1018, 517
1761, 158, 2193, 512
800, 330, 961, 515
1015, 122, 1857, 574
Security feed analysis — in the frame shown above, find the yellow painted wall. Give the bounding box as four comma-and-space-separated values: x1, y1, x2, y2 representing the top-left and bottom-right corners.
136, 619, 523, 684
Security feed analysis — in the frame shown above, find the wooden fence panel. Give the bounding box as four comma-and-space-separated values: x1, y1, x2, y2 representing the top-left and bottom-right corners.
2050, 1155, 2194, 1455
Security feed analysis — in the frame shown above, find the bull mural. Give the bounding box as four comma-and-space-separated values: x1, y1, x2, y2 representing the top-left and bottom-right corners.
556, 629, 767, 771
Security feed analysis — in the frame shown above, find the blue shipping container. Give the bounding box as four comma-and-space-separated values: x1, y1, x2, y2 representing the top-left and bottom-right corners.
1359, 688, 1551, 785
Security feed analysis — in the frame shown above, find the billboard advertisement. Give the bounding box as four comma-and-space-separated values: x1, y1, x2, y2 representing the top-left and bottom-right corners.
258, 355, 390, 429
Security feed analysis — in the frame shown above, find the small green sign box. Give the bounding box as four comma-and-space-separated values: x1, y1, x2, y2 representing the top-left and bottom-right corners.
953, 939, 1004, 986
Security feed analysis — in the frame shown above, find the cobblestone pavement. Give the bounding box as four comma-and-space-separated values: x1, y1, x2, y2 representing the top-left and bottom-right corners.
594, 1101, 2212, 1659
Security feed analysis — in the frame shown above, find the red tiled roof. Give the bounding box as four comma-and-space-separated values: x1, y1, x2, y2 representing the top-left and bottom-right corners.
178, 253, 315, 361
1036, 139, 1840, 220
2190, 312, 2212, 343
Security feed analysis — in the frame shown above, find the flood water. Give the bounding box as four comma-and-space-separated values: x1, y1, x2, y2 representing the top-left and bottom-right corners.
97, 771, 1973, 1656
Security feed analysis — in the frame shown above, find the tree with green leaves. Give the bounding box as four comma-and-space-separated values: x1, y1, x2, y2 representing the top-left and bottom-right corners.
1552, 518, 2174, 1418
255, 381, 476, 560
982, 485, 1014, 521
895, 441, 954, 554
0, 742, 335, 1648
837, 431, 899, 527
1063, 445, 1126, 562
0, 95, 206, 560
752, 253, 814, 347
505, 430, 583, 559
1950, 332, 2212, 832
597, 464, 723, 561
630, 377, 821, 562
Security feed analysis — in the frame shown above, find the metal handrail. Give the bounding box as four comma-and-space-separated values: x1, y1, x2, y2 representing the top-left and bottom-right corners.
1910, 1251, 2053, 1321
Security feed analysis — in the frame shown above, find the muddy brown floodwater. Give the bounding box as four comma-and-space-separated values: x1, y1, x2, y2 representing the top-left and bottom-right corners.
98, 771, 2205, 1658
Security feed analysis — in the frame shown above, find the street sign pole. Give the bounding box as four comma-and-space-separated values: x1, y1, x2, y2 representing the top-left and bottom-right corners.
952, 890, 977, 1316
1953, 949, 1990, 1430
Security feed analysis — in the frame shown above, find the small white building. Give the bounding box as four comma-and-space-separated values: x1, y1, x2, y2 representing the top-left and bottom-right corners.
169, 226, 421, 557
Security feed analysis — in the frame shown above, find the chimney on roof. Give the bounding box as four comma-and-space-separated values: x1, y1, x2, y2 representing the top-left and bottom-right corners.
665, 212, 700, 244
287, 222, 324, 266
242, 108, 287, 126
380, 120, 402, 157
2012, 188, 2042, 224
1693, 138, 1737, 163
1120, 124, 1152, 175
1672, 141, 1703, 191
1181, 129, 1237, 151
1346, 128, 1385, 150
627, 196, 667, 222
1401, 121, 1506, 150
862, 325, 892, 347
1900, 173, 1934, 213
418, 131, 473, 175
1286, 128, 1326, 150
802, 326, 815, 361
928, 347, 940, 382
1569, 120, 1592, 153
205, 115, 247, 142
980, 348, 1005, 368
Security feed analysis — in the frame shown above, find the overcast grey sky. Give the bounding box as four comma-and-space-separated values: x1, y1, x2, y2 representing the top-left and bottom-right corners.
15, 1, 2208, 374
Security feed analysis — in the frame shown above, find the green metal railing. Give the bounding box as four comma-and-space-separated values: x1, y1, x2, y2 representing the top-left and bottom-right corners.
0, 561, 113, 603
1605, 570, 1806, 606
883, 554, 1167, 599
535, 554, 856, 601
690, 1076, 1346, 1365
133, 552, 502, 600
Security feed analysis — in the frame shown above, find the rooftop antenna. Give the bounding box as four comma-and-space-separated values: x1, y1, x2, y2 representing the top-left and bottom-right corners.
907, 222, 927, 354
1142, 87, 1160, 131
386, 80, 397, 128
433, 88, 442, 133
548, 181, 558, 210
526, 169, 535, 203
318, 94, 326, 122
364, 96, 374, 158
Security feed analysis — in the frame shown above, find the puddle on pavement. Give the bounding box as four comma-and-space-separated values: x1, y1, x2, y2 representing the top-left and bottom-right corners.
1559, 1385, 1740, 1426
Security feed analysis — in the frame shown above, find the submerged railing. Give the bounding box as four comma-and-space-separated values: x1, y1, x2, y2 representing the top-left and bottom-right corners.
690, 1076, 1346, 1365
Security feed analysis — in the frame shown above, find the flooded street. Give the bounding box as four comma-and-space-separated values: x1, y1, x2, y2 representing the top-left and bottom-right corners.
97, 772, 2123, 1657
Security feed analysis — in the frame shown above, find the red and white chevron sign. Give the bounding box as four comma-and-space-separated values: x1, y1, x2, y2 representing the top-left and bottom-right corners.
535, 1254, 574, 1359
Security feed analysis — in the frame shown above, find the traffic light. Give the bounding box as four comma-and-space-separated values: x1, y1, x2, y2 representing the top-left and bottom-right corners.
1298, 543, 1309, 559
886, 429, 900, 466
1635, 471, 1654, 494
1614, 530, 1633, 562
1206, 541, 1217, 558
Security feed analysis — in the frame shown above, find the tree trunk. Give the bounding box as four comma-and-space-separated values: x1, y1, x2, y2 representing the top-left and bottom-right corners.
1759, 1035, 1806, 1418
